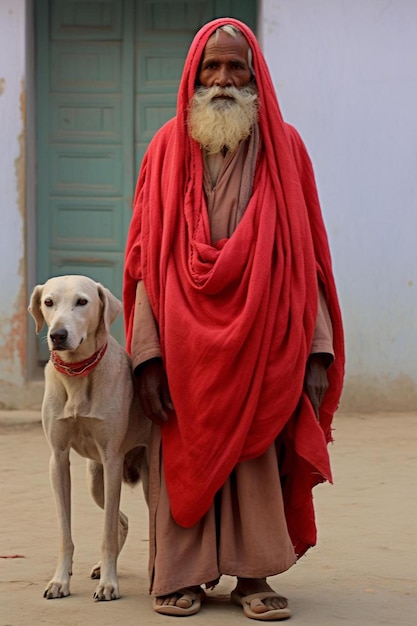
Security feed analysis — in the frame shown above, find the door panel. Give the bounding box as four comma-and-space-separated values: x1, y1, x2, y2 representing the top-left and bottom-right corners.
50, 251, 124, 288
50, 94, 122, 144
51, 43, 122, 92
35, 0, 256, 359
50, 197, 123, 250
36, 0, 132, 357
50, 0, 123, 40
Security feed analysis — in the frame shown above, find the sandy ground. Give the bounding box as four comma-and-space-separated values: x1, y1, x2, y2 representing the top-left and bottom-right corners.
0, 411, 416, 626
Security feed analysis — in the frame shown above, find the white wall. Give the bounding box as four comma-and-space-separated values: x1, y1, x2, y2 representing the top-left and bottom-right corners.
0, 0, 28, 407
260, 0, 417, 410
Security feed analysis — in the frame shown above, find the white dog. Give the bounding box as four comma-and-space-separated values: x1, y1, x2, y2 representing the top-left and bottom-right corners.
28, 275, 150, 601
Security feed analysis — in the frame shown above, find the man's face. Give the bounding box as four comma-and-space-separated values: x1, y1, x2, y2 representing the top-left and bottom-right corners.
198, 30, 252, 90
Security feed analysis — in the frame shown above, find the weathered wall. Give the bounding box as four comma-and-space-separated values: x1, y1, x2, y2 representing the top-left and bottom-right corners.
0, 0, 33, 409
260, 0, 417, 411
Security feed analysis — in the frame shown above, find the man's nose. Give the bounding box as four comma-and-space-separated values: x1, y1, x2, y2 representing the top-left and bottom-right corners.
215, 67, 232, 87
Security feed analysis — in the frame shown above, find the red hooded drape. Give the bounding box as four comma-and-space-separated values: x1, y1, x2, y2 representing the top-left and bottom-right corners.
124, 18, 344, 557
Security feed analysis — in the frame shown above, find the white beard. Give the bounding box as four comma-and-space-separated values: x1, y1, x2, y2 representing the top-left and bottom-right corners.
188, 85, 259, 155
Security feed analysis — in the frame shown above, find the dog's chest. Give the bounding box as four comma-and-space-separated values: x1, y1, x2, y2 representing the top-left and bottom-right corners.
48, 372, 109, 421
65, 416, 104, 460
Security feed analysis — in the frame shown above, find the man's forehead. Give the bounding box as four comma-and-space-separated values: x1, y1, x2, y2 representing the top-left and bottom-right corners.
202, 30, 249, 59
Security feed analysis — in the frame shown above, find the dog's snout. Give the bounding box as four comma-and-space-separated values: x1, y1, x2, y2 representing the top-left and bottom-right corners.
49, 328, 68, 348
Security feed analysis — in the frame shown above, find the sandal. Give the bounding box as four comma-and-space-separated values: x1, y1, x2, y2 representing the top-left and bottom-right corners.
231, 589, 291, 621
153, 587, 205, 616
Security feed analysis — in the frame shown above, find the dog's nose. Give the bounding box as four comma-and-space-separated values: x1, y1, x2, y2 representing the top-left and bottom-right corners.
50, 328, 68, 347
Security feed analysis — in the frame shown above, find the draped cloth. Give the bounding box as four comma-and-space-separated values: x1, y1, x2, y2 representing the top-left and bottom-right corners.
124, 18, 344, 556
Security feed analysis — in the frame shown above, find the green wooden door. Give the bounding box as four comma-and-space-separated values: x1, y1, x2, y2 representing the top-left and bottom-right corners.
35, 0, 256, 358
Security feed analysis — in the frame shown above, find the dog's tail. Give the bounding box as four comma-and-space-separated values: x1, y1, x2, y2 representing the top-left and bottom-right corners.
123, 446, 147, 486
124, 446, 149, 505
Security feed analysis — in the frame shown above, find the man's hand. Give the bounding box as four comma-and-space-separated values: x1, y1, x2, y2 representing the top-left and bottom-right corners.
134, 358, 173, 425
304, 354, 330, 420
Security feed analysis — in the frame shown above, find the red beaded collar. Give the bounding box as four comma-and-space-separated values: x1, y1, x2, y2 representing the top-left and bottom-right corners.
50, 343, 108, 377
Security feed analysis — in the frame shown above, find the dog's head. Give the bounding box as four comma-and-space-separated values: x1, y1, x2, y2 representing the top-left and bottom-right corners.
28, 275, 122, 352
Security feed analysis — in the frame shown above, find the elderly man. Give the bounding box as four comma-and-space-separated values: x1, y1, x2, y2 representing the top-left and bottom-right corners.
124, 18, 344, 620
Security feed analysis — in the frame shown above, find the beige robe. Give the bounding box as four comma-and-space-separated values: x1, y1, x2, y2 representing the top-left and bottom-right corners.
131, 136, 334, 595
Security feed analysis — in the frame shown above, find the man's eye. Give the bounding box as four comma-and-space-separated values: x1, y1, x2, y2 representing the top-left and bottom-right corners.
76, 298, 88, 306
44, 298, 53, 307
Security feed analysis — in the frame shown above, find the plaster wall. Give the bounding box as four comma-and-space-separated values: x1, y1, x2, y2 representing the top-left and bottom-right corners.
0, 0, 31, 408
260, 0, 417, 411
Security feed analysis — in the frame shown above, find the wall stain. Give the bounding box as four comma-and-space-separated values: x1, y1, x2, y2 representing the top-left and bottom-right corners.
15, 80, 27, 371
0, 77, 5, 95
0, 80, 28, 408
3, 81, 27, 373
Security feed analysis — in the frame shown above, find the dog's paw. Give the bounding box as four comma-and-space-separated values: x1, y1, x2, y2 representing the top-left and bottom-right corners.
90, 561, 101, 579
93, 581, 120, 601
44, 580, 70, 599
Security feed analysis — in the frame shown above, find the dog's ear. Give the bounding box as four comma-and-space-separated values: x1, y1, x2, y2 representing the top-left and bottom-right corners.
97, 283, 122, 332
28, 285, 45, 334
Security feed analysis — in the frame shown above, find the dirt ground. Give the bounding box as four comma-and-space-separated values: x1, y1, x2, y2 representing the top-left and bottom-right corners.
0, 411, 416, 626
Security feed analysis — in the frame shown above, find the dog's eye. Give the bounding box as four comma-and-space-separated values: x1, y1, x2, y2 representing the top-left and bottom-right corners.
44, 298, 53, 307
76, 298, 88, 306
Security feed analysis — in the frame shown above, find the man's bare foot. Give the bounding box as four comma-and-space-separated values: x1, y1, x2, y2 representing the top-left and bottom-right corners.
231, 577, 291, 619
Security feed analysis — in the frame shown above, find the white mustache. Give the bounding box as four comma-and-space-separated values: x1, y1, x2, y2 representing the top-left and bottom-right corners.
194, 85, 258, 106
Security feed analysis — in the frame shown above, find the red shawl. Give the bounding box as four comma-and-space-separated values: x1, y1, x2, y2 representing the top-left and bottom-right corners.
124, 18, 344, 556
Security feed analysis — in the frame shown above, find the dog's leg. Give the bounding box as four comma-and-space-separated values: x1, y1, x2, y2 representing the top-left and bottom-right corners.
92, 455, 124, 601
86, 460, 129, 580
44, 448, 73, 599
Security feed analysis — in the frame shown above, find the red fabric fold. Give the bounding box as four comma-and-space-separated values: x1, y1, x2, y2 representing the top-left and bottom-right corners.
124, 18, 344, 555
